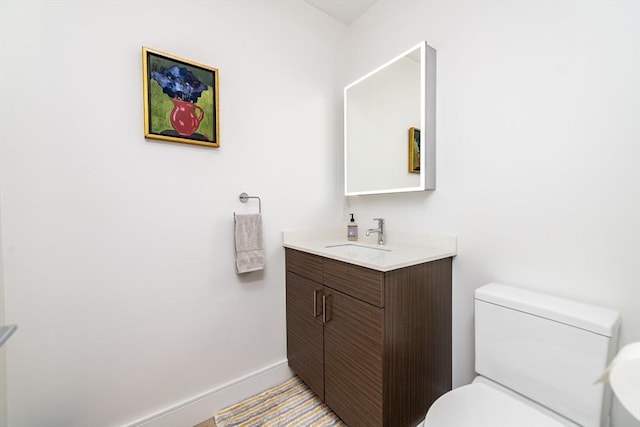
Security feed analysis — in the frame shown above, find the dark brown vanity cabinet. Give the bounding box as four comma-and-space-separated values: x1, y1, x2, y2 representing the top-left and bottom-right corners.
285, 248, 453, 427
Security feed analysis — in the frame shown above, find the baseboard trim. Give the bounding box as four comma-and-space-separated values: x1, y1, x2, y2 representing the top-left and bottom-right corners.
125, 359, 293, 427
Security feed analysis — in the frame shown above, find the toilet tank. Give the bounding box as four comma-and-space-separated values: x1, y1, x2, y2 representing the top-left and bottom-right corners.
475, 283, 620, 427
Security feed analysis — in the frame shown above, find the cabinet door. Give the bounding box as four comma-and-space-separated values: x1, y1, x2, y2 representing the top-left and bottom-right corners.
324, 288, 384, 427
286, 271, 324, 400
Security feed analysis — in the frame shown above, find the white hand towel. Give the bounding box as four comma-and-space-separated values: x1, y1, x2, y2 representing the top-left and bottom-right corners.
234, 213, 265, 273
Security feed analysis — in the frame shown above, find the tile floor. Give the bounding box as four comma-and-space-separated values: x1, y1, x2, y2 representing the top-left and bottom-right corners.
194, 417, 216, 427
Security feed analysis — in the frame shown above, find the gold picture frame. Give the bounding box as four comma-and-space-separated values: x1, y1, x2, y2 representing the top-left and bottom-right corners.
409, 127, 420, 173
142, 47, 220, 147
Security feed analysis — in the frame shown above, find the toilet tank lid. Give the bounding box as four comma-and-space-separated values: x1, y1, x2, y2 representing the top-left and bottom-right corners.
475, 283, 620, 337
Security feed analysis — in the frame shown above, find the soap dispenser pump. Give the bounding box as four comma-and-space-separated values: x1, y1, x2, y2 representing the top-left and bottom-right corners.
347, 213, 358, 241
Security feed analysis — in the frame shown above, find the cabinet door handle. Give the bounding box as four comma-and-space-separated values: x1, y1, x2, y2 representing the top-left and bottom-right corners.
313, 290, 322, 317
322, 294, 330, 323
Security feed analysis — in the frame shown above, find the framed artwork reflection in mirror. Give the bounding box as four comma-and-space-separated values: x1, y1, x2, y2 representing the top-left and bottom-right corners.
409, 127, 420, 173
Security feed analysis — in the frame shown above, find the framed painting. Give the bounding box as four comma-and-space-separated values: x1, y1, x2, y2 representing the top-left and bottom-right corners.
142, 47, 219, 147
409, 127, 420, 173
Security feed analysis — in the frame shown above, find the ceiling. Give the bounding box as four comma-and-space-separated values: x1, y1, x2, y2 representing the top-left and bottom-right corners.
304, 0, 377, 25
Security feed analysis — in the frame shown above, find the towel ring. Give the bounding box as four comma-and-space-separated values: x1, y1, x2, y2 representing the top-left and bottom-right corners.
238, 192, 262, 213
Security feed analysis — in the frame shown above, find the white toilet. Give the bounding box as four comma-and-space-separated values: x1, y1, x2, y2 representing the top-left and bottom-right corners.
420, 283, 621, 427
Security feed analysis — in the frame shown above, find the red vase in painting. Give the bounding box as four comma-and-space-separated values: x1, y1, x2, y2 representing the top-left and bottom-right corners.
170, 99, 204, 136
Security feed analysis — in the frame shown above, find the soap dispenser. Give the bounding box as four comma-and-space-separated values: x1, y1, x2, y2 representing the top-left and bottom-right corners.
347, 213, 358, 241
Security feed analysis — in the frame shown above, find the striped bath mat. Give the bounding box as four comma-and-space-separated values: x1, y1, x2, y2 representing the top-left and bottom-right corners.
214, 376, 345, 426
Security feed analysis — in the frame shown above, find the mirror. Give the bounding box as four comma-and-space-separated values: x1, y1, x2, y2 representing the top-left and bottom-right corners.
344, 41, 436, 196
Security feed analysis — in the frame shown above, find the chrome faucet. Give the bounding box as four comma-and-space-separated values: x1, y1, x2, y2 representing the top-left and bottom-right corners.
365, 218, 385, 245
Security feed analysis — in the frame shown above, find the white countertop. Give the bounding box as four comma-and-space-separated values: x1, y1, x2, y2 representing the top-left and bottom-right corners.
282, 228, 456, 272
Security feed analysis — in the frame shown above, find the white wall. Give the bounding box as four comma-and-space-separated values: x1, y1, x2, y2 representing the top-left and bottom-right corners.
345, 1, 640, 426
0, 1, 345, 426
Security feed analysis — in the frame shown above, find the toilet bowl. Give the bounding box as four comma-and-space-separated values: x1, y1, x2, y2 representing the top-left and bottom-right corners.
420, 283, 620, 427
420, 377, 579, 427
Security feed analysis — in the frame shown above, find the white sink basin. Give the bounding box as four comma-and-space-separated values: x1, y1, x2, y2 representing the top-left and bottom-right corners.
324, 243, 391, 258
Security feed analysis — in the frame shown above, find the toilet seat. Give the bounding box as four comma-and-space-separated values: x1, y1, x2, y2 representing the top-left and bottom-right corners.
423, 380, 579, 427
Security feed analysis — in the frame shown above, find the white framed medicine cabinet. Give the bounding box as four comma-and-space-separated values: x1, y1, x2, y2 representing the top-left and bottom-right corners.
344, 41, 436, 196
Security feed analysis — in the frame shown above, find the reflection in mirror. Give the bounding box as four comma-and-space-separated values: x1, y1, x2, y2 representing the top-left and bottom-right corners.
344, 41, 435, 196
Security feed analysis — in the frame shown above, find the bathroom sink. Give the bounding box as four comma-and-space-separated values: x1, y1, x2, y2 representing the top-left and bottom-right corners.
283, 228, 457, 271
324, 243, 391, 257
